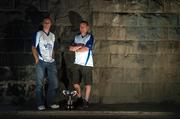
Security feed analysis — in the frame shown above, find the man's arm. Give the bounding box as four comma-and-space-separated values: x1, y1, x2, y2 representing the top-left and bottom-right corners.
32, 46, 39, 64
76, 35, 94, 52
69, 45, 82, 52
69, 43, 84, 52
76, 46, 89, 52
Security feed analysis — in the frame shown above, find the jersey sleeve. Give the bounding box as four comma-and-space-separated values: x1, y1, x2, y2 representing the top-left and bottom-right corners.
85, 34, 94, 50
32, 32, 40, 48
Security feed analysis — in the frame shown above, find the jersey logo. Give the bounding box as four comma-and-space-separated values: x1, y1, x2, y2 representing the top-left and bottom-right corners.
44, 43, 53, 50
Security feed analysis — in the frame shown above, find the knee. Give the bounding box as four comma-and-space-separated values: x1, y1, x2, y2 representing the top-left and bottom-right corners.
48, 80, 58, 90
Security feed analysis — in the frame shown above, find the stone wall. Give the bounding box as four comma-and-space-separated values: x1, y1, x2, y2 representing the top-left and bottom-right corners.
91, 0, 180, 104
0, 0, 179, 105
0, 0, 49, 105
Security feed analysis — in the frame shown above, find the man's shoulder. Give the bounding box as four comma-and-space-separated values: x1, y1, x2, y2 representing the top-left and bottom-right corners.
36, 31, 54, 35
75, 33, 81, 37
36, 30, 44, 35
49, 32, 55, 36
89, 33, 93, 38
37, 30, 43, 33
75, 33, 93, 38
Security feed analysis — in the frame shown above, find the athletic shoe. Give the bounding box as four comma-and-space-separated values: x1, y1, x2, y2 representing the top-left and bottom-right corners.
75, 97, 84, 109
83, 99, 89, 108
37, 105, 45, 111
49, 104, 60, 109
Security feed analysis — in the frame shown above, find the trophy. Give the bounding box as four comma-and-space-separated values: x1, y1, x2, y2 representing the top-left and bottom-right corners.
63, 90, 77, 110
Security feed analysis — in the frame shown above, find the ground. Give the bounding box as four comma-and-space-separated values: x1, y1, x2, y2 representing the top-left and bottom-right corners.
0, 103, 180, 119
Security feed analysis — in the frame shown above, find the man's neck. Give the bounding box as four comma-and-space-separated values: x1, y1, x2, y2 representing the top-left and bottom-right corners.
43, 29, 49, 34
81, 32, 88, 37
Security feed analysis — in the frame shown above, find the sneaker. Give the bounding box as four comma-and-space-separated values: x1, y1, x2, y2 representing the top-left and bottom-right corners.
76, 97, 84, 105
83, 99, 89, 108
38, 105, 45, 111
75, 97, 84, 109
50, 104, 60, 109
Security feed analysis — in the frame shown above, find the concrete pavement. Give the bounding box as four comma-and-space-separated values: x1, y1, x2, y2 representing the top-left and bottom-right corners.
0, 104, 180, 119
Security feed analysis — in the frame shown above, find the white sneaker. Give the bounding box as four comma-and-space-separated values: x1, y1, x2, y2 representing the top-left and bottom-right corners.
38, 105, 45, 111
50, 104, 59, 109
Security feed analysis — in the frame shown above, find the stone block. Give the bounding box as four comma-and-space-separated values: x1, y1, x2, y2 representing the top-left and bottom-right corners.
146, 27, 168, 41
93, 26, 126, 40
109, 54, 173, 68
102, 83, 140, 103
168, 27, 180, 41
0, 53, 33, 66
124, 67, 154, 81
125, 0, 148, 13
91, 0, 125, 13
156, 41, 180, 55
148, 0, 164, 13
93, 12, 138, 27
126, 27, 147, 41
164, 0, 180, 13
153, 67, 180, 82
138, 13, 178, 27
93, 26, 107, 40
98, 68, 124, 83
140, 82, 180, 103
93, 54, 110, 67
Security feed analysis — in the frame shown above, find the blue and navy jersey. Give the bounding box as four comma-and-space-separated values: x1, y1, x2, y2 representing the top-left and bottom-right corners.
32, 30, 55, 63
73, 33, 94, 67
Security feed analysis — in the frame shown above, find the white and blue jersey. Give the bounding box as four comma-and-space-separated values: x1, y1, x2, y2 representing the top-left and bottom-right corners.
74, 33, 94, 67
32, 30, 55, 63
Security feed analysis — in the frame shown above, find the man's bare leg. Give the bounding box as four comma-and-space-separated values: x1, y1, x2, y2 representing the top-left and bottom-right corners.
73, 84, 81, 98
85, 85, 91, 102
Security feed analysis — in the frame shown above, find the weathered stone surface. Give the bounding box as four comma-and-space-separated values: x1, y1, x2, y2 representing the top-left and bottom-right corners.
93, 13, 138, 27
10, 66, 35, 81
93, 26, 107, 40
140, 82, 180, 103
164, 0, 180, 13
93, 68, 124, 83
148, 0, 164, 13
109, 54, 180, 68
94, 40, 180, 55
153, 67, 180, 82
93, 26, 126, 40
0, 0, 180, 105
125, 0, 148, 13
138, 13, 178, 27
168, 27, 180, 41
93, 54, 110, 67
102, 83, 140, 103
49, 0, 90, 26
91, 0, 125, 13
93, 12, 178, 27
94, 26, 180, 41
0, 53, 33, 66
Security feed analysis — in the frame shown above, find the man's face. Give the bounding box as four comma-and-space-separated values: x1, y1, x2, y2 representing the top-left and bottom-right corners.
80, 23, 89, 34
42, 19, 51, 30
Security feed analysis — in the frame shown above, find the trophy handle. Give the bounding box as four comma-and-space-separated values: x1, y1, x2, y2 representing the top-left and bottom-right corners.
73, 91, 77, 96
62, 90, 66, 95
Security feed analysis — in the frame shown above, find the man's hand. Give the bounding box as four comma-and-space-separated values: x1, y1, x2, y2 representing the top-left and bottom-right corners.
32, 46, 39, 65
35, 58, 39, 64
76, 47, 89, 52
69, 45, 82, 52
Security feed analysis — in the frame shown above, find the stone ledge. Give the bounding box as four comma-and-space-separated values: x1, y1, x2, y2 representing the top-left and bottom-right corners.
0, 110, 178, 117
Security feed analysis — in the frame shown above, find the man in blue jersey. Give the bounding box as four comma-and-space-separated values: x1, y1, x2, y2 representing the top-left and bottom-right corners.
32, 17, 59, 111
69, 21, 94, 109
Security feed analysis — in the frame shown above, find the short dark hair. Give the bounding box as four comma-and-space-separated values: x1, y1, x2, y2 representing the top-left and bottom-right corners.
42, 17, 52, 24
80, 20, 89, 26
